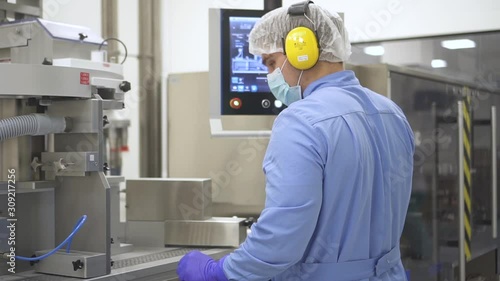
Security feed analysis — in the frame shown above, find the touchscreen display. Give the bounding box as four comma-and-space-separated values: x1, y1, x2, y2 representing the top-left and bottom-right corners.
229, 16, 270, 93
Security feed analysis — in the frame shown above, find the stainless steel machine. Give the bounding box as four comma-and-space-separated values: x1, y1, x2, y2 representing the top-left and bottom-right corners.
0, 17, 125, 279
355, 64, 500, 281
0, 18, 234, 281
166, 9, 278, 218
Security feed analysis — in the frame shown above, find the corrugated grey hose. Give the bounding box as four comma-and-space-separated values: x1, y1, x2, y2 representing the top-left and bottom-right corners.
0, 114, 71, 142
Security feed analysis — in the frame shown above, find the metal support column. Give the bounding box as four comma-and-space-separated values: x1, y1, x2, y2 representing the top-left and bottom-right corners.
492, 106, 497, 239
101, 0, 119, 60
138, 0, 162, 177
458, 100, 466, 281
264, 0, 282, 10
462, 93, 473, 263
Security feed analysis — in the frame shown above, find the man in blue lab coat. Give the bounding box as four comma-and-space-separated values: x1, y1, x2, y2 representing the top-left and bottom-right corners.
177, 1, 414, 280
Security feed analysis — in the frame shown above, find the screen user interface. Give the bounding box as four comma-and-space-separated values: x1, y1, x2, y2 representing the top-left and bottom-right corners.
229, 16, 269, 93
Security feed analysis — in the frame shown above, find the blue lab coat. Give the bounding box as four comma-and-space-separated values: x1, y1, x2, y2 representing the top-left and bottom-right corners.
223, 70, 415, 281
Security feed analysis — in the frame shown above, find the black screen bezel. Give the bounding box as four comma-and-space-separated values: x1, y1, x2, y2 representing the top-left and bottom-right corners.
220, 9, 284, 115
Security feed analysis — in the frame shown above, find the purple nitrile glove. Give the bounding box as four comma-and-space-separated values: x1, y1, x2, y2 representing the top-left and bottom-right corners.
177, 251, 229, 281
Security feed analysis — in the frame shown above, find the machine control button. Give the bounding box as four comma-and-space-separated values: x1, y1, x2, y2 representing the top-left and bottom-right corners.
230, 98, 242, 109
274, 100, 283, 108
262, 99, 271, 109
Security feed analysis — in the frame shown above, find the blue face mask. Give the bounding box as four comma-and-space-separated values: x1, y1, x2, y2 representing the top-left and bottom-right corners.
267, 59, 304, 106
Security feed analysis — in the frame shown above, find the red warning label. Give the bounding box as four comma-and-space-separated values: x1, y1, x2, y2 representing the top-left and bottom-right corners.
80, 72, 90, 85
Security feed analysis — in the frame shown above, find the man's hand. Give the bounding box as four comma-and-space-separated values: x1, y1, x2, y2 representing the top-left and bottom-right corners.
177, 251, 228, 281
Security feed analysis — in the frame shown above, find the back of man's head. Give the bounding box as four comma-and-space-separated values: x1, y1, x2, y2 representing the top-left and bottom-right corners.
249, 2, 352, 63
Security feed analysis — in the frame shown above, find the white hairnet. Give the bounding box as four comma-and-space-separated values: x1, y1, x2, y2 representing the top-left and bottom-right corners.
249, 3, 351, 63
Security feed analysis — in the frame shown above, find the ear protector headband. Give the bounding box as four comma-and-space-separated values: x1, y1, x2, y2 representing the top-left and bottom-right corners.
283, 1, 320, 70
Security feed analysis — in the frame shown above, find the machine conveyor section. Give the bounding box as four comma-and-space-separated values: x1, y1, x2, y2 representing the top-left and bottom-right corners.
1, 247, 230, 281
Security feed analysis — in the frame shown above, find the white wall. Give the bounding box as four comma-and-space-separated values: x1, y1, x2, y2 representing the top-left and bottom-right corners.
165, 0, 500, 73
42, 0, 101, 35
163, 0, 264, 74
116, 0, 140, 180
301, 0, 500, 42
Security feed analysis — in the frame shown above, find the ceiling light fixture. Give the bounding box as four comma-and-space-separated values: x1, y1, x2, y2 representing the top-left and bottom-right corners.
441, 39, 476, 50
431, 59, 447, 68
363, 46, 385, 56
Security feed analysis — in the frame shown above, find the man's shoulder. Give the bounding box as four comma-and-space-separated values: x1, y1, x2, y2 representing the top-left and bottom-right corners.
287, 86, 365, 124
276, 102, 346, 135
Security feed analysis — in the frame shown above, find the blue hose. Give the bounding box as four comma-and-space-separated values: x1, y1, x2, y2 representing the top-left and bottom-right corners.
16, 215, 87, 262
66, 215, 86, 253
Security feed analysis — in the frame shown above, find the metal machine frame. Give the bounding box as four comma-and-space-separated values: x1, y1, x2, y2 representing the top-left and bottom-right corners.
0, 18, 125, 278
355, 64, 500, 281
0, 18, 239, 281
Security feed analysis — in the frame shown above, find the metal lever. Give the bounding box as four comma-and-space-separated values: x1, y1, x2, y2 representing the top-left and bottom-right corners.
30, 157, 43, 173
53, 158, 75, 173
458, 101, 466, 281
492, 106, 497, 239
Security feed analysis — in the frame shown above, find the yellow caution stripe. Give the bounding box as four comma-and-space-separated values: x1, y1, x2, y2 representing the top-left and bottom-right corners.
463, 89, 472, 261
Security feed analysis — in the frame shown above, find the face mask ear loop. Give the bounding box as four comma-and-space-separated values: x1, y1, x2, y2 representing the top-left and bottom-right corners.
297, 70, 304, 86
281, 59, 288, 71
297, 70, 304, 98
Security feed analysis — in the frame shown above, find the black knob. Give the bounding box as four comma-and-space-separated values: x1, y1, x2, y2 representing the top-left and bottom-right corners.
103, 163, 110, 171
243, 217, 255, 228
103, 115, 109, 127
78, 33, 88, 41
72, 260, 84, 271
29, 254, 38, 266
119, 81, 131, 93
42, 58, 53, 65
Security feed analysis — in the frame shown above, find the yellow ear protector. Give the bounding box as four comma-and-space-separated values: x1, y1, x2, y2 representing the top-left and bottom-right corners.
283, 1, 320, 70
